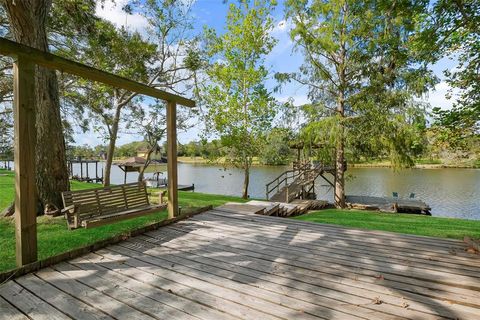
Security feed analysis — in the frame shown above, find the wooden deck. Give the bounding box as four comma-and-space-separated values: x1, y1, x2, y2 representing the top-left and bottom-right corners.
1, 209, 480, 320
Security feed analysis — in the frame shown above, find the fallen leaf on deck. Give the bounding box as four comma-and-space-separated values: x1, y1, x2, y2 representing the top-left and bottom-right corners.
372, 297, 383, 305
374, 274, 384, 280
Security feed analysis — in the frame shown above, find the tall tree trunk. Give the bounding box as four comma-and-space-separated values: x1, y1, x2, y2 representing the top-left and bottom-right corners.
103, 106, 121, 186
334, 136, 346, 208
334, 95, 346, 208
4, 0, 69, 213
138, 146, 155, 182
334, 18, 348, 209
242, 159, 250, 199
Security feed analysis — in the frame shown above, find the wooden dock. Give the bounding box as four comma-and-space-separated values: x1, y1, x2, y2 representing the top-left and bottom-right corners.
346, 195, 431, 214
1, 208, 479, 319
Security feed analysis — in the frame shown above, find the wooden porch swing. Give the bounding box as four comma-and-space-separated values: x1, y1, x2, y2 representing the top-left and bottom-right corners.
0, 37, 195, 266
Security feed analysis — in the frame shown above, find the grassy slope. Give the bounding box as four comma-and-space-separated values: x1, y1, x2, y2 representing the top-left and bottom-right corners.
2, 168, 478, 271
0, 170, 246, 272
293, 209, 480, 240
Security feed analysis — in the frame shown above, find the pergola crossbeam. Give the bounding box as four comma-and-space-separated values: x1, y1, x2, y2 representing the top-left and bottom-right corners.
0, 37, 192, 266
0, 38, 195, 108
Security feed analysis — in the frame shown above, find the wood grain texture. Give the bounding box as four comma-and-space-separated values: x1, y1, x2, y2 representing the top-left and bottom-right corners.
166, 101, 178, 219
14, 56, 37, 266
2, 209, 479, 319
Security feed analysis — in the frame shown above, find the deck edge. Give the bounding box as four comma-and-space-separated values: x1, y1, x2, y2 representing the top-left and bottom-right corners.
0, 205, 212, 284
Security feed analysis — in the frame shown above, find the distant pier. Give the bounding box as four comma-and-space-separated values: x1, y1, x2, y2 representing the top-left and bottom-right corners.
0, 159, 13, 170
68, 159, 104, 183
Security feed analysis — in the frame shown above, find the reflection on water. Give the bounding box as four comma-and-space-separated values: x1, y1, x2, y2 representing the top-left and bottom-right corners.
65, 162, 480, 220
316, 168, 480, 220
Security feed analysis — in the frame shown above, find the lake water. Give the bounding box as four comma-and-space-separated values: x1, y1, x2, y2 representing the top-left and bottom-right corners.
5, 161, 476, 220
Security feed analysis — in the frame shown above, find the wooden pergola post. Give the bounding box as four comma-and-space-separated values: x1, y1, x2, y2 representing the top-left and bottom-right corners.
14, 56, 38, 266
166, 101, 178, 219
1, 37, 195, 265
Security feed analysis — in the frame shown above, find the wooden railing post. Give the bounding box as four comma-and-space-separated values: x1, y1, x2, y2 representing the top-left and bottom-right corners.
14, 56, 37, 266
166, 101, 178, 219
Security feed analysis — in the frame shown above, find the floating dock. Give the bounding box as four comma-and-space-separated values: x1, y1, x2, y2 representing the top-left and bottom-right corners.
346, 195, 431, 215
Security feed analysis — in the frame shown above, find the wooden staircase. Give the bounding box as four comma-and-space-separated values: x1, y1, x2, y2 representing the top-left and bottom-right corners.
266, 161, 335, 203
216, 199, 329, 218
215, 161, 334, 218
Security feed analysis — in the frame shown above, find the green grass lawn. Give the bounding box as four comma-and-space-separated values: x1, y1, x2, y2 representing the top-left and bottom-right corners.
293, 209, 480, 240
2, 168, 479, 272
0, 169, 14, 210
0, 169, 246, 272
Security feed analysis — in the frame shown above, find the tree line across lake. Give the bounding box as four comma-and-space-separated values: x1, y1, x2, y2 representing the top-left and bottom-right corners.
0, 0, 478, 213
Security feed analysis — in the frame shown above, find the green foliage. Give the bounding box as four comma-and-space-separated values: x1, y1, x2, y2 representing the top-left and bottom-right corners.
433, 106, 479, 148
259, 128, 293, 165
420, 1, 480, 112
200, 0, 278, 196
428, 105, 479, 161
282, 0, 434, 169
63, 19, 156, 135
115, 141, 150, 158
415, 1, 479, 161
67, 144, 99, 159
177, 139, 225, 159
293, 209, 480, 240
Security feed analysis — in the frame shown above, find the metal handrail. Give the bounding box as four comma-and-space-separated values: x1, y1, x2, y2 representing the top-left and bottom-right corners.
265, 161, 310, 188
265, 162, 333, 200
265, 162, 312, 199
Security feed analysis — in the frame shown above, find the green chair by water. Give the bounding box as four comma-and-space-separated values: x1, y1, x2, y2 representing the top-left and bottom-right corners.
392, 192, 398, 198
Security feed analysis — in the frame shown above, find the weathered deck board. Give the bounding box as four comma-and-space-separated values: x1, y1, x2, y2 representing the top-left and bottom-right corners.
1, 209, 479, 320
146, 227, 479, 316
188, 214, 479, 273
137, 228, 479, 319
124, 234, 460, 319
197, 211, 480, 270
0, 296, 28, 320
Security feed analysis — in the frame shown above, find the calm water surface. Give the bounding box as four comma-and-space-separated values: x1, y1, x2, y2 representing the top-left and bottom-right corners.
68, 163, 480, 220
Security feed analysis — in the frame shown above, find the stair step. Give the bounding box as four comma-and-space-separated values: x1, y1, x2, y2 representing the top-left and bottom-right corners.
246, 200, 280, 216
215, 200, 327, 218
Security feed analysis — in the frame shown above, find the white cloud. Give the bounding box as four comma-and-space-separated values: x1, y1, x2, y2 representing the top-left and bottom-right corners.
271, 19, 293, 36
425, 81, 460, 111
272, 20, 287, 34
268, 19, 294, 63
95, 0, 149, 33
277, 94, 310, 106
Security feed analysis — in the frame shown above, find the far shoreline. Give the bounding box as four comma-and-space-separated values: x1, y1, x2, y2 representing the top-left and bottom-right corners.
176, 156, 479, 169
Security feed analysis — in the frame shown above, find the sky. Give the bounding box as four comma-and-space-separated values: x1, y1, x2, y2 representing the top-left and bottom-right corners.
76, 0, 459, 147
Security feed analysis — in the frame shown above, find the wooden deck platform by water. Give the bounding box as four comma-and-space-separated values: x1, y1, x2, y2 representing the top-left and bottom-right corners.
1, 208, 480, 319
346, 195, 432, 214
